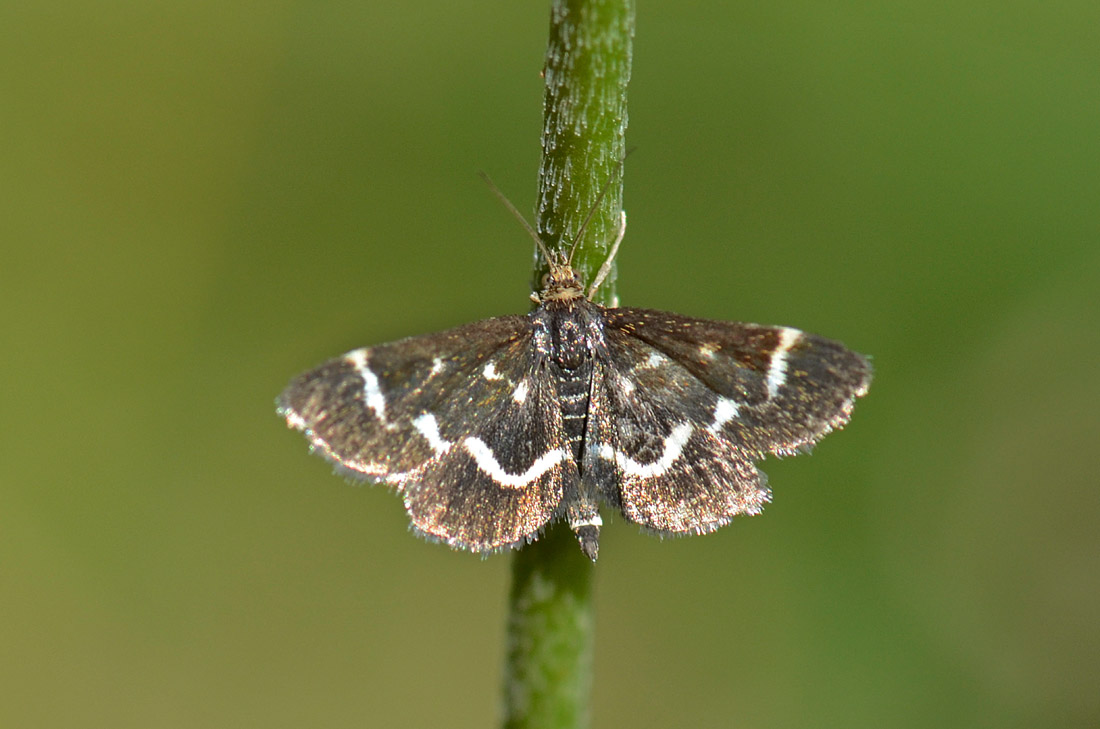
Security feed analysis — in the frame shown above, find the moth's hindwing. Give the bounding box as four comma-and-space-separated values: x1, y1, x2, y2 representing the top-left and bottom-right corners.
585, 322, 771, 535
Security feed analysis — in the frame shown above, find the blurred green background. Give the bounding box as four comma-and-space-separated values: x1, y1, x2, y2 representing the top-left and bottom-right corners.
3, 2, 1097, 727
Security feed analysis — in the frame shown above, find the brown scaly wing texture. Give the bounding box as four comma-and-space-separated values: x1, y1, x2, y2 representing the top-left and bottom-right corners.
588, 307, 871, 535
603, 308, 871, 455
277, 315, 576, 553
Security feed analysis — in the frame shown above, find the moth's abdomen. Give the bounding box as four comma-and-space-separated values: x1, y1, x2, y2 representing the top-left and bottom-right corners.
556, 365, 591, 465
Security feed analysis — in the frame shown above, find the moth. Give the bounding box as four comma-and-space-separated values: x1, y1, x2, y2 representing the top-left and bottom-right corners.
278, 185, 871, 560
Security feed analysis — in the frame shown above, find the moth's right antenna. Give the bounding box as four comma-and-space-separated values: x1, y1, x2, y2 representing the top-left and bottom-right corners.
566, 150, 633, 266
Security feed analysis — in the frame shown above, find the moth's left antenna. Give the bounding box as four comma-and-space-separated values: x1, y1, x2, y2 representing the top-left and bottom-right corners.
478, 171, 555, 267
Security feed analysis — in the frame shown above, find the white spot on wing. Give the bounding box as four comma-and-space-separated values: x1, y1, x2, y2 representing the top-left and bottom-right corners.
766, 327, 802, 399
463, 438, 566, 488
699, 342, 717, 359
429, 357, 444, 376
708, 396, 742, 433
413, 413, 451, 455
512, 379, 529, 404
599, 422, 694, 478
281, 407, 307, 431
346, 349, 387, 422
483, 362, 502, 380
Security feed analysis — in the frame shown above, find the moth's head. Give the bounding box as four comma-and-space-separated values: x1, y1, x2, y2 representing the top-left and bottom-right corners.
538, 257, 586, 304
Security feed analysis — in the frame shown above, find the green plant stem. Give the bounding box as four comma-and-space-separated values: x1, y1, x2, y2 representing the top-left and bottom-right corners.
534, 0, 634, 302
503, 523, 596, 729
502, 2, 634, 729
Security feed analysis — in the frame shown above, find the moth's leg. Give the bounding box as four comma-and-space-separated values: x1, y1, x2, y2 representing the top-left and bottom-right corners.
587, 210, 627, 300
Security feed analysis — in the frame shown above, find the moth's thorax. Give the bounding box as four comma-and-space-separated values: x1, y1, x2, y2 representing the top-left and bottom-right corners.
550, 313, 588, 370
530, 295, 606, 371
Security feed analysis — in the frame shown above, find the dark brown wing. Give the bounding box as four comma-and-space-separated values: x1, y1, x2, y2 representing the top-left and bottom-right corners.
582, 322, 770, 535
582, 307, 870, 535
277, 315, 576, 553
602, 307, 871, 457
